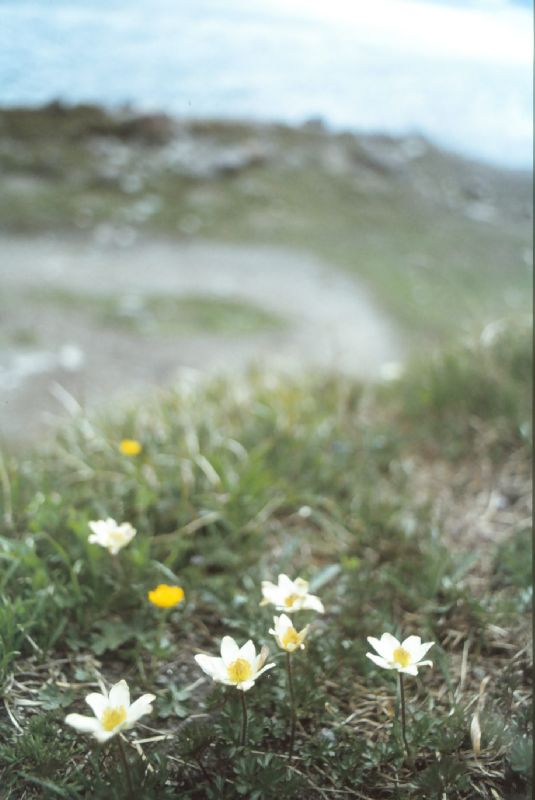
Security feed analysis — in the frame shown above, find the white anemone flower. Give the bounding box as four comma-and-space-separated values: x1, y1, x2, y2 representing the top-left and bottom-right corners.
260, 574, 324, 614
366, 633, 434, 676
88, 518, 137, 555
194, 635, 275, 692
65, 679, 155, 743
270, 614, 309, 653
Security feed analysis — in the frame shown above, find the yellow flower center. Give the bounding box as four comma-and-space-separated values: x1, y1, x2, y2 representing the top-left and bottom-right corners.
284, 593, 300, 608
227, 658, 254, 683
101, 706, 127, 732
281, 627, 301, 649
393, 647, 411, 668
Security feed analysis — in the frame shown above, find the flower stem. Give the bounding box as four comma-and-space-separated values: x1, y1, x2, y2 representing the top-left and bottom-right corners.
398, 672, 410, 758
116, 735, 134, 798
239, 690, 248, 747
286, 652, 297, 761
194, 754, 213, 786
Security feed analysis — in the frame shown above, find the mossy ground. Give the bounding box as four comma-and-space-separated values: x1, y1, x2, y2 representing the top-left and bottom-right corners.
0, 325, 531, 799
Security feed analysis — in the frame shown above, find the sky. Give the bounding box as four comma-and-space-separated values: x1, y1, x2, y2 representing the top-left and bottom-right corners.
0, 0, 532, 167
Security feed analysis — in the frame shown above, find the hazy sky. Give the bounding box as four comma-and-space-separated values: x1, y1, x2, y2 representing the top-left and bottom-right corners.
0, 0, 532, 167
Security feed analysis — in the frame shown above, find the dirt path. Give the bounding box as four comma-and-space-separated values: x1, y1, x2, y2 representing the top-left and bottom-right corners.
0, 234, 406, 445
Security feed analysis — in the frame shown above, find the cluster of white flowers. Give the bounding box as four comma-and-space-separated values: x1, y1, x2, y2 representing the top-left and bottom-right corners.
64, 558, 434, 754
194, 574, 323, 691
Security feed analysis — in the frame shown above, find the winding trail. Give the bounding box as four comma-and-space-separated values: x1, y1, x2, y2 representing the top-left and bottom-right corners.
0, 235, 406, 444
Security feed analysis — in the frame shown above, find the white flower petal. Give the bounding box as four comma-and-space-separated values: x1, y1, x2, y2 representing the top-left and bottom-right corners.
88, 520, 104, 535
400, 664, 419, 676
236, 680, 255, 692
278, 574, 295, 593
220, 636, 240, 665
401, 635, 423, 659
415, 641, 435, 661
380, 631, 401, 649
109, 680, 130, 709
255, 662, 276, 679
126, 694, 156, 725
195, 654, 227, 683
416, 659, 433, 669
261, 582, 282, 605
302, 594, 325, 613
65, 713, 101, 734
294, 577, 309, 593
93, 728, 117, 743
375, 632, 400, 660
118, 524, 136, 542
277, 613, 293, 630
256, 645, 270, 670
366, 652, 394, 670
240, 640, 256, 664
367, 636, 390, 661
84, 692, 107, 718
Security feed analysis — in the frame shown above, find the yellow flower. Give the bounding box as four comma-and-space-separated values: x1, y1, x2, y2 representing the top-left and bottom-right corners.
119, 439, 142, 456
147, 584, 185, 609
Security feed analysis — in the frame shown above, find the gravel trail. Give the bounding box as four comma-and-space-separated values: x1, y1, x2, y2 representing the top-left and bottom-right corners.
0, 235, 405, 444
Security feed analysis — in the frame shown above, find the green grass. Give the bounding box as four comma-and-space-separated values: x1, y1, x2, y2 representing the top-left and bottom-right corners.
3, 287, 288, 337
379, 321, 532, 457
0, 105, 531, 345
0, 325, 531, 798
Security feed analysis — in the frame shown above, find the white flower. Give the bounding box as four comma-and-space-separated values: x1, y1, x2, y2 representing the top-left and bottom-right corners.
270, 614, 309, 653
65, 679, 155, 743
88, 518, 136, 555
366, 633, 434, 676
260, 574, 324, 614
194, 635, 275, 692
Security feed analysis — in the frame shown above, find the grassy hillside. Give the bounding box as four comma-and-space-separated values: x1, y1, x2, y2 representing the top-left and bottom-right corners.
0, 104, 531, 344
0, 324, 531, 798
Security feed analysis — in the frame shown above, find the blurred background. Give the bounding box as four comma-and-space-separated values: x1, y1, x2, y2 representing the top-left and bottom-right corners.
0, 0, 532, 445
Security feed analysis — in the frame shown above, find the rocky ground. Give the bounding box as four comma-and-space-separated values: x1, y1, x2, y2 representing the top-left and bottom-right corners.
0, 104, 531, 447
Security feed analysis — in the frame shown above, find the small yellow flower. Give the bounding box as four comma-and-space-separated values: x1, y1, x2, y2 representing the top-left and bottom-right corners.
119, 439, 142, 456
147, 584, 185, 609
